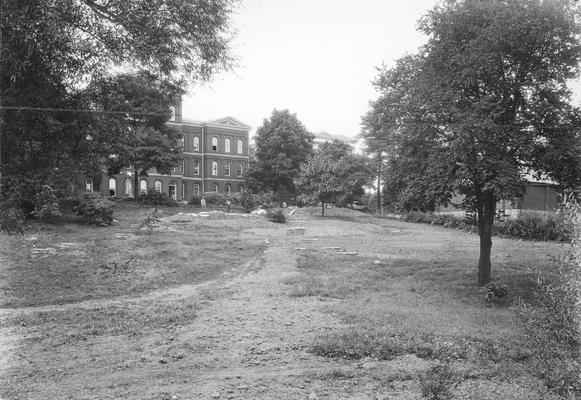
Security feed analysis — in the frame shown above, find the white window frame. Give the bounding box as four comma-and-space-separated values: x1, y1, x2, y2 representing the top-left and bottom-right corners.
211, 136, 218, 151
225, 138, 231, 153
212, 161, 218, 176
237, 139, 243, 155
193, 136, 200, 151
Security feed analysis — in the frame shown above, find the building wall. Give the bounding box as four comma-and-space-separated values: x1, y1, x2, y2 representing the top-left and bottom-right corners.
88, 115, 250, 202
434, 182, 558, 219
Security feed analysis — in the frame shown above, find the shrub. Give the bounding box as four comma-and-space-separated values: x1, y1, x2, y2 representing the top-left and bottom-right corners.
420, 363, 456, 400
0, 202, 24, 235
31, 185, 62, 219
201, 192, 227, 206
494, 214, 561, 241
142, 190, 176, 206
266, 209, 286, 223
514, 196, 581, 396
188, 195, 201, 205
73, 192, 114, 226
481, 281, 508, 301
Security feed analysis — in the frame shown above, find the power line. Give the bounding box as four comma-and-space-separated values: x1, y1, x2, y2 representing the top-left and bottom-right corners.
0, 106, 169, 117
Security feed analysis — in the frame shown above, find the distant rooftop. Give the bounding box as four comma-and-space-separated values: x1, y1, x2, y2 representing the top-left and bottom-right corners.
313, 131, 356, 143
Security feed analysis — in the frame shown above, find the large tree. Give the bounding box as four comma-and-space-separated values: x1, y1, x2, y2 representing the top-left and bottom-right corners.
0, 0, 236, 201
87, 73, 184, 198
296, 140, 372, 216
362, 0, 581, 285
251, 109, 314, 195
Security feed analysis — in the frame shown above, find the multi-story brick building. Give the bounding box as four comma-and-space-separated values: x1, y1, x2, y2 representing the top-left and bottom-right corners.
91, 100, 251, 202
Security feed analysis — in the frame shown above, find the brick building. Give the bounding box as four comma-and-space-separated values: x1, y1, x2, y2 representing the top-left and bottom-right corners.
89, 100, 250, 201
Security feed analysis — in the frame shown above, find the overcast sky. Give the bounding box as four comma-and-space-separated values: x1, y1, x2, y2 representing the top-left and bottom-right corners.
182, 0, 581, 138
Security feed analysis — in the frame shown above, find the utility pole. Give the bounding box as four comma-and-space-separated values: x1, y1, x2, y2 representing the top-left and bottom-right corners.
376, 151, 382, 214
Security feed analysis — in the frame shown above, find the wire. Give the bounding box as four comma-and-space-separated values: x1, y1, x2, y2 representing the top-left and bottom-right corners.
0, 106, 169, 117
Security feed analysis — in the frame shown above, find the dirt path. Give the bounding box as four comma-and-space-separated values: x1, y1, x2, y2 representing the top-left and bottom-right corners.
2, 208, 561, 399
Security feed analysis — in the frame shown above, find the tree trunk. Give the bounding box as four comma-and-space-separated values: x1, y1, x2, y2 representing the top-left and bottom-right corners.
477, 192, 496, 286
321, 201, 325, 216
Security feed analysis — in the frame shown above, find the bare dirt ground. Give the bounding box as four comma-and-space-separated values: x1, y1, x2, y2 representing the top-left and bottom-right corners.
0, 207, 564, 399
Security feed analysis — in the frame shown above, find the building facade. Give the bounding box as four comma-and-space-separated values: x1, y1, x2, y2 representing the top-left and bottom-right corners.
90, 101, 251, 202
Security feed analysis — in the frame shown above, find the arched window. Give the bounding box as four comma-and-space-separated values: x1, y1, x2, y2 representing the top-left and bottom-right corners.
238, 185, 244, 193
193, 184, 200, 196
225, 138, 231, 153
211, 184, 218, 193
154, 180, 162, 193
140, 179, 148, 195
85, 178, 93, 192
124, 178, 132, 197
225, 184, 231, 196
211, 136, 218, 151
237, 139, 243, 155
193, 160, 200, 175
212, 161, 218, 176
181, 183, 185, 199
193, 136, 200, 151
237, 163, 243, 177
108, 178, 116, 197
224, 162, 230, 176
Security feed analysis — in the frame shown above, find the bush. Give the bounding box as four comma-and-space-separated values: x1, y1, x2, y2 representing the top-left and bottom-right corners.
188, 195, 201, 205
142, 190, 176, 206
514, 197, 581, 396
420, 363, 456, 400
31, 185, 62, 219
201, 192, 227, 206
481, 281, 508, 301
0, 203, 24, 235
266, 209, 286, 223
494, 214, 561, 241
73, 192, 114, 226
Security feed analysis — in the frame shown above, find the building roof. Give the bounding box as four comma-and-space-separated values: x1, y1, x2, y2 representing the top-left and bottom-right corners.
313, 131, 356, 143
180, 116, 251, 131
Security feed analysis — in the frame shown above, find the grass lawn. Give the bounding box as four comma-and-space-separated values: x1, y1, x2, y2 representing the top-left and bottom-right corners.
0, 204, 574, 399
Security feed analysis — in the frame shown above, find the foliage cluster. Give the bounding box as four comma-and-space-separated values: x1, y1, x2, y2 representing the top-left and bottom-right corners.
142, 190, 176, 207
31, 185, 62, 219
400, 211, 568, 241
514, 198, 581, 396
247, 109, 314, 194
361, 0, 581, 284
0, 202, 24, 235
266, 209, 286, 224
72, 192, 114, 226
231, 189, 276, 212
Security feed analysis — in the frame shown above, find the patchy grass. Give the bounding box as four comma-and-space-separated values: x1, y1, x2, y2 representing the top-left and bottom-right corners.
0, 204, 265, 308
284, 208, 569, 398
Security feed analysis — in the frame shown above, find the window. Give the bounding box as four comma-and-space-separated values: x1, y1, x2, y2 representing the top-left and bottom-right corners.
181, 183, 185, 199
169, 106, 176, 121
211, 184, 218, 193
124, 178, 132, 197
212, 161, 218, 176
154, 180, 162, 193
169, 184, 177, 201
237, 163, 243, 177
85, 178, 93, 192
193, 136, 200, 151
193, 184, 200, 196
237, 139, 243, 155
181, 160, 185, 173
225, 184, 231, 196
211, 136, 218, 151
108, 178, 116, 197
193, 160, 200, 175
140, 179, 147, 195
225, 138, 231, 153
224, 162, 230, 176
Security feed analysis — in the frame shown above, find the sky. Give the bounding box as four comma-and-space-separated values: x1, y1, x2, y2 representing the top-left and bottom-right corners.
183, 0, 581, 139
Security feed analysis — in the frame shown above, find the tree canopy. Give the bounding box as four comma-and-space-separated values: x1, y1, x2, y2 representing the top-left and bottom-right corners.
296, 140, 372, 216
250, 109, 314, 195
0, 0, 236, 202
362, 0, 581, 285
